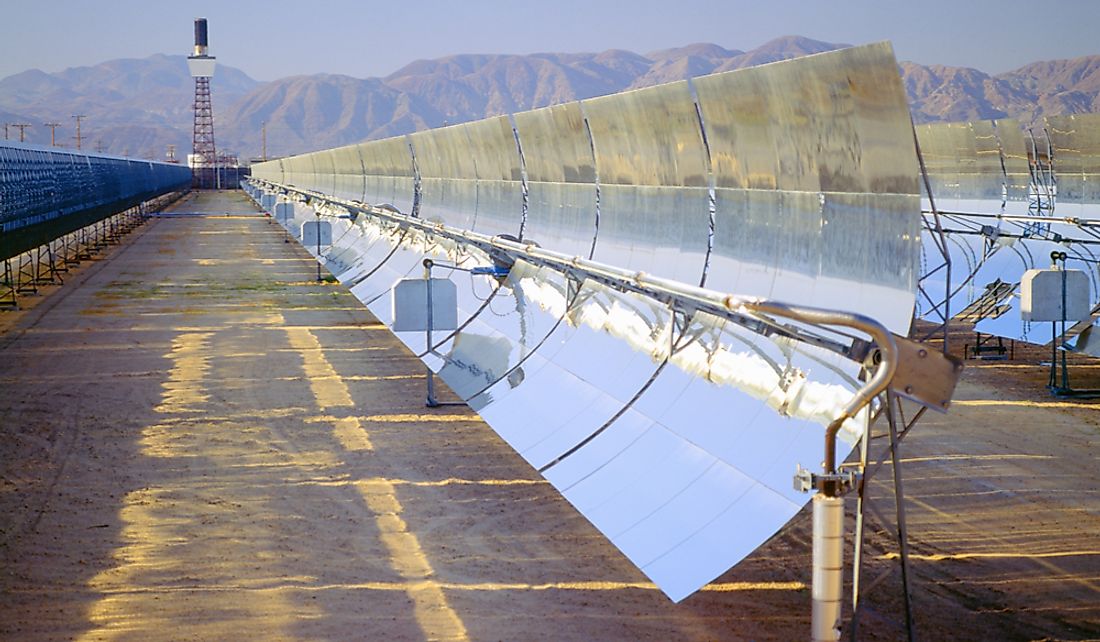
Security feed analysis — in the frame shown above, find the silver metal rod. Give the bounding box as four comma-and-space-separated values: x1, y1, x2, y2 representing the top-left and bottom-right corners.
886, 390, 916, 642
913, 123, 951, 351
747, 301, 897, 485
848, 404, 873, 642
425, 259, 438, 407
927, 209, 1100, 227
253, 178, 901, 472
315, 211, 322, 283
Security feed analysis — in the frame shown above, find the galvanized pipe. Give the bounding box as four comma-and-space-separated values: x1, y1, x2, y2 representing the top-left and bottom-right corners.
747, 301, 897, 486
813, 494, 845, 642
255, 178, 900, 482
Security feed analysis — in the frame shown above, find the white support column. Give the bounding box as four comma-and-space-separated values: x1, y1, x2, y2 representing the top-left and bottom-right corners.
812, 493, 844, 642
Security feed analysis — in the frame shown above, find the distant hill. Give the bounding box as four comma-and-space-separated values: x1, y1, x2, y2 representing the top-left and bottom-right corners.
0, 54, 260, 156
223, 74, 442, 154
3, 37, 1100, 160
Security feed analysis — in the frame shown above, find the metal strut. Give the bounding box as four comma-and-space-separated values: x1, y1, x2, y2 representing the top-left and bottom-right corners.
35, 242, 62, 286
420, 258, 507, 408
913, 122, 952, 352
0, 260, 16, 308
16, 252, 38, 295
847, 392, 926, 641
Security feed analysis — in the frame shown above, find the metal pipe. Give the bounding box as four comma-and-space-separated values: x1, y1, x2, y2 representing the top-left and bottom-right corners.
251, 179, 900, 467
927, 209, 1100, 227
315, 210, 322, 283
812, 494, 845, 642
885, 390, 917, 641
747, 301, 898, 486
424, 258, 438, 406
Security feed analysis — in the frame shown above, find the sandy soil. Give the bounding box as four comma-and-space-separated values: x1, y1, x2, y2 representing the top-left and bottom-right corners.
1, 190, 1098, 641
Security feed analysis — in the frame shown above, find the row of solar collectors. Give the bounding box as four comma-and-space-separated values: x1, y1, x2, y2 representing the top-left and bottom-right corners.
253, 43, 919, 335
250, 42, 922, 601
0, 141, 191, 260
915, 114, 1100, 216
913, 115, 1100, 353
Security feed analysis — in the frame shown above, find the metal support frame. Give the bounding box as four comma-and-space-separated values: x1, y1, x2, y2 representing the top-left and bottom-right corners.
52, 238, 70, 275
964, 332, 1014, 361
420, 258, 509, 408
89, 221, 104, 251
34, 242, 62, 286
260, 179, 896, 368
75, 225, 93, 260
1047, 251, 1100, 398
846, 391, 922, 641
0, 260, 16, 308
0, 195, 178, 308
192, 76, 217, 190
913, 124, 953, 352
62, 231, 81, 266
15, 252, 38, 295
422, 259, 466, 408
314, 210, 323, 283
106, 215, 119, 244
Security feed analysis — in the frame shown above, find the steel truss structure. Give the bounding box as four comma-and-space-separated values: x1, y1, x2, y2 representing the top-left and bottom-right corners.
192, 76, 216, 189
0, 194, 182, 309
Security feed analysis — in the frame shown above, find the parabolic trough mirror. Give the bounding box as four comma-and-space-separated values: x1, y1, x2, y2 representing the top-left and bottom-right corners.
246, 41, 924, 602
914, 115, 1100, 352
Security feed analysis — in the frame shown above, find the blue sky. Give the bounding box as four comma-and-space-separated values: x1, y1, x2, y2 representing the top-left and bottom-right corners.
3, 0, 1098, 81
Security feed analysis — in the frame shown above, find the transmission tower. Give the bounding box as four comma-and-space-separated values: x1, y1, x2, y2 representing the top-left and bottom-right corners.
187, 18, 217, 189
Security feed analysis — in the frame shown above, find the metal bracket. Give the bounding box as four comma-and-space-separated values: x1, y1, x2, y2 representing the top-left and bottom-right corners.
794, 464, 862, 496
888, 335, 964, 412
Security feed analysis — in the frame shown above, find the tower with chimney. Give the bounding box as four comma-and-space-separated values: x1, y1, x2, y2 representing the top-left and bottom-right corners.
187, 18, 217, 189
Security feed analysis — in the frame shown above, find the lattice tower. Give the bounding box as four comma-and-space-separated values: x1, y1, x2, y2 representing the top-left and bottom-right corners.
192, 76, 216, 189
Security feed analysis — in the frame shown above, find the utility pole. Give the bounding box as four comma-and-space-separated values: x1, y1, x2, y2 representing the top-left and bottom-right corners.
261, 121, 267, 161
43, 122, 62, 146
94, 139, 104, 153
72, 114, 86, 150
3, 124, 8, 140
11, 123, 31, 142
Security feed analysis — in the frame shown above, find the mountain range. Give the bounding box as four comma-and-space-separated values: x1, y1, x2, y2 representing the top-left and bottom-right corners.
2, 36, 1099, 161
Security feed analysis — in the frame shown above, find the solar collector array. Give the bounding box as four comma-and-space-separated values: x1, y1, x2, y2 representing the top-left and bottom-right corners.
250, 42, 920, 600
0, 142, 190, 260
914, 117, 1100, 348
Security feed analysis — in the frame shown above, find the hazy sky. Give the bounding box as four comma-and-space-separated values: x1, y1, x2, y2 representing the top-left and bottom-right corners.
3, 0, 1098, 81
